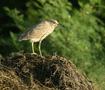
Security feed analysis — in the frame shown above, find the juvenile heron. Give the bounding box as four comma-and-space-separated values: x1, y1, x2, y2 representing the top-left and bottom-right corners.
19, 19, 59, 56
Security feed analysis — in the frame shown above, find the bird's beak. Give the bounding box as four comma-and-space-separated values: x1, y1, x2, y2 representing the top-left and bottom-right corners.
58, 24, 65, 29
59, 23, 62, 26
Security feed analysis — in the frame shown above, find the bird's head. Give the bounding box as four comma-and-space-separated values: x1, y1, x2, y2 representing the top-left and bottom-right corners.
48, 19, 59, 27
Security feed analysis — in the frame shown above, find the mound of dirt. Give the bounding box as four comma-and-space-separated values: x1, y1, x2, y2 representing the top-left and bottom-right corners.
0, 52, 93, 90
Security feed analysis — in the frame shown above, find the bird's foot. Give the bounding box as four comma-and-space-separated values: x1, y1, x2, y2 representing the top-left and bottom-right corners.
31, 52, 37, 55
40, 55, 43, 58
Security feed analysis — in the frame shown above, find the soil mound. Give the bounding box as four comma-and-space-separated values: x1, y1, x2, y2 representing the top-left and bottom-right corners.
0, 52, 93, 90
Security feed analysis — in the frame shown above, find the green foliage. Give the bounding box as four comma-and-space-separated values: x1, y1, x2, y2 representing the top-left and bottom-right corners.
4, 7, 26, 30
10, 32, 19, 50
1, 0, 105, 89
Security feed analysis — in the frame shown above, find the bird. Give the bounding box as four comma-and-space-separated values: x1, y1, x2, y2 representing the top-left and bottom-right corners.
19, 19, 59, 57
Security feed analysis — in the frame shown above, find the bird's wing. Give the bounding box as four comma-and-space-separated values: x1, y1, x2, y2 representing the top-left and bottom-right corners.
28, 21, 50, 39
19, 21, 50, 41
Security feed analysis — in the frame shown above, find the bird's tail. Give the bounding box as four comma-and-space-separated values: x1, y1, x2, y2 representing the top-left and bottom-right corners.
18, 36, 23, 41
18, 35, 27, 41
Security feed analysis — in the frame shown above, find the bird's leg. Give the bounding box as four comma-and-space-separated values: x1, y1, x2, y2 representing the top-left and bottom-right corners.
32, 42, 35, 54
38, 33, 47, 57
39, 40, 42, 57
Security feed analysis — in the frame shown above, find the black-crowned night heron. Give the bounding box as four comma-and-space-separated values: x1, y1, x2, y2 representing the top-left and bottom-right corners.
19, 19, 59, 56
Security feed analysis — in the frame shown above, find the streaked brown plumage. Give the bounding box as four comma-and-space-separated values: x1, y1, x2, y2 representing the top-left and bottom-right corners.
19, 19, 59, 56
